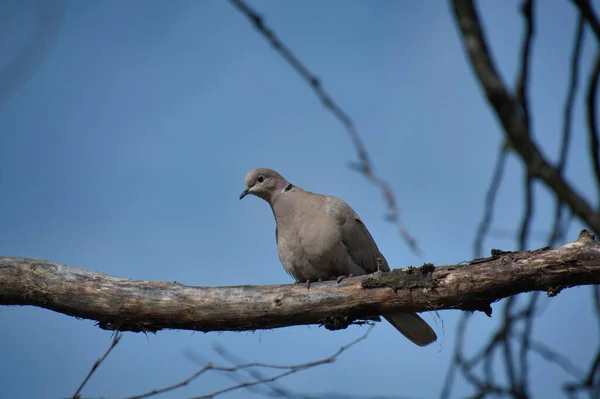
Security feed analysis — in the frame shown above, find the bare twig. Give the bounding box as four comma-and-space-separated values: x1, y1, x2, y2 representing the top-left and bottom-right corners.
118, 326, 378, 399
208, 338, 414, 399
516, 0, 535, 253
564, 285, 600, 397
518, 175, 534, 251
571, 0, 600, 43
474, 146, 509, 257
438, 314, 463, 399
500, 298, 521, 398
515, 0, 534, 131
549, 14, 585, 245
449, 2, 600, 398
516, 293, 539, 396
586, 51, 600, 200
212, 344, 292, 398
528, 339, 585, 379
228, 0, 422, 255
0, 1, 66, 108
512, 7, 537, 394
72, 332, 122, 399
452, 0, 600, 235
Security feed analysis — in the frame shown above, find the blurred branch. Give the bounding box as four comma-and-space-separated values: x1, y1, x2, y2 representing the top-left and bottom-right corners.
586, 51, 600, 200
72, 327, 406, 399
549, 13, 585, 245
72, 332, 122, 399
459, 6, 540, 396
1, 231, 599, 334
452, 0, 600, 235
228, 0, 422, 256
0, 0, 66, 107
128, 326, 375, 399
183, 331, 415, 399
564, 286, 600, 397
474, 146, 509, 256
518, 175, 534, 251
528, 339, 585, 379
571, 0, 600, 43
515, 0, 534, 131
451, 2, 600, 398
515, 0, 535, 253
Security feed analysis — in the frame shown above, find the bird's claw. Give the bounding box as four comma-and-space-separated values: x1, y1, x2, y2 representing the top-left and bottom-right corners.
293, 278, 326, 289
296, 279, 314, 289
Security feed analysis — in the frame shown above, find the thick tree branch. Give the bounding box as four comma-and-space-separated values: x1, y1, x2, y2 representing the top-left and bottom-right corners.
0, 231, 598, 334
451, 0, 600, 235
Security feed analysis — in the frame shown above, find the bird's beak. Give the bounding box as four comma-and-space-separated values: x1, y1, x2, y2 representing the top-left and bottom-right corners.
239, 189, 250, 200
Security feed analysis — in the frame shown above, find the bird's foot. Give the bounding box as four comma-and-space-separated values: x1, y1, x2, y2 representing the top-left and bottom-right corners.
336, 274, 354, 284
296, 279, 322, 290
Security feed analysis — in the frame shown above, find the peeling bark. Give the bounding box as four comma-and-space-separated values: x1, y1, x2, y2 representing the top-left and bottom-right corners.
1, 230, 598, 334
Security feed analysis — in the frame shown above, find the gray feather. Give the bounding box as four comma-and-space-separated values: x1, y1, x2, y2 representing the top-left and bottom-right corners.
240, 168, 437, 347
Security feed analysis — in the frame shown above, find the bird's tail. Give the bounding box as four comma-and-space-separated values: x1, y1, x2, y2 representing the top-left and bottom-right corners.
383, 312, 437, 347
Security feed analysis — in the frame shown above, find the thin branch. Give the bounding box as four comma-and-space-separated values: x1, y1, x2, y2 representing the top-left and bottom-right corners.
454, 2, 600, 399
571, 0, 600, 43
564, 285, 600, 396
438, 314, 466, 399
517, 293, 539, 396
212, 344, 293, 398
440, 313, 509, 399
71, 332, 122, 399
518, 176, 534, 251
117, 326, 382, 399
0, 0, 66, 108
549, 14, 586, 245
207, 337, 415, 399
516, 0, 535, 253
500, 298, 520, 398
512, 5, 536, 394
528, 339, 585, 379
227, 0, 422, 255
559, 13, 586, 173
452, 0, 600, 235
515, 0, 534, 131
564, 351, 600, 396
474, 146, 509, 257
586, 51, 600, 201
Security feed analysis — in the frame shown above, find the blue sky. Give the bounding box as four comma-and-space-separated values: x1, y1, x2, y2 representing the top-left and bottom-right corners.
0, 1, 597, 398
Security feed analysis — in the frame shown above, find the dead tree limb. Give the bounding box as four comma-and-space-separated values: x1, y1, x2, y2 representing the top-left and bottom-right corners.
0, 231, 598, 334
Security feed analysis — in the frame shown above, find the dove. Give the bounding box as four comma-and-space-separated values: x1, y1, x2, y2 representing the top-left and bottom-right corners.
239, 167, 437, 346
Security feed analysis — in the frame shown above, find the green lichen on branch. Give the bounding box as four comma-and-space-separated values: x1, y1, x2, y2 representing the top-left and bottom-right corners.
361, 268, 437, 291
420, 262, 435, 274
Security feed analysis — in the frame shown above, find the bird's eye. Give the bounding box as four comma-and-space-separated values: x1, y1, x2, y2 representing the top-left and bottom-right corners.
257, 175, 265, 183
